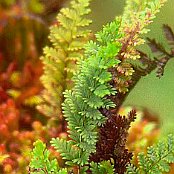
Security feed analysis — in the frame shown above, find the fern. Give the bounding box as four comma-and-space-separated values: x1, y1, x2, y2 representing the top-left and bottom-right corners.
107, 0, 167, 111
29, 140, 59, 173
29, 140, 68, 174
90, 161, 115, 174
50, 138, 84, 166
37, 0, 92, 121
90, 110, 136, 174
114, 0, 167, 93
50, 18, 122, 171
126, 134, 174, 174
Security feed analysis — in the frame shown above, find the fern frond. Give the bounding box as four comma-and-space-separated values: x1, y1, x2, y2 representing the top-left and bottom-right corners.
126, 164, 139, 174
29, 140, 60, 174
90, 161, 115, 174
126, 134, 174, 174
113, 0, 167, 93
51, 18, 123, 171
90, 110, 136, 174
38, 0, 92, 120
121, 0, 167, 60
50, 138, 89, 166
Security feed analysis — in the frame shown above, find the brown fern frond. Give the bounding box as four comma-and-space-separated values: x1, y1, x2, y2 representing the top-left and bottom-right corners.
90, 110, 136, 174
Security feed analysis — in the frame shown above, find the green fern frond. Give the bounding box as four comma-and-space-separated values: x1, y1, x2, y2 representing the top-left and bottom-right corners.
126, 134, 174, 174
90, 161, 115, 174
38, 0, 92, 119
51, 18, 122, 171
126, 164, 139, 174
50, 138, 83, 166
29, 140, 60, 174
